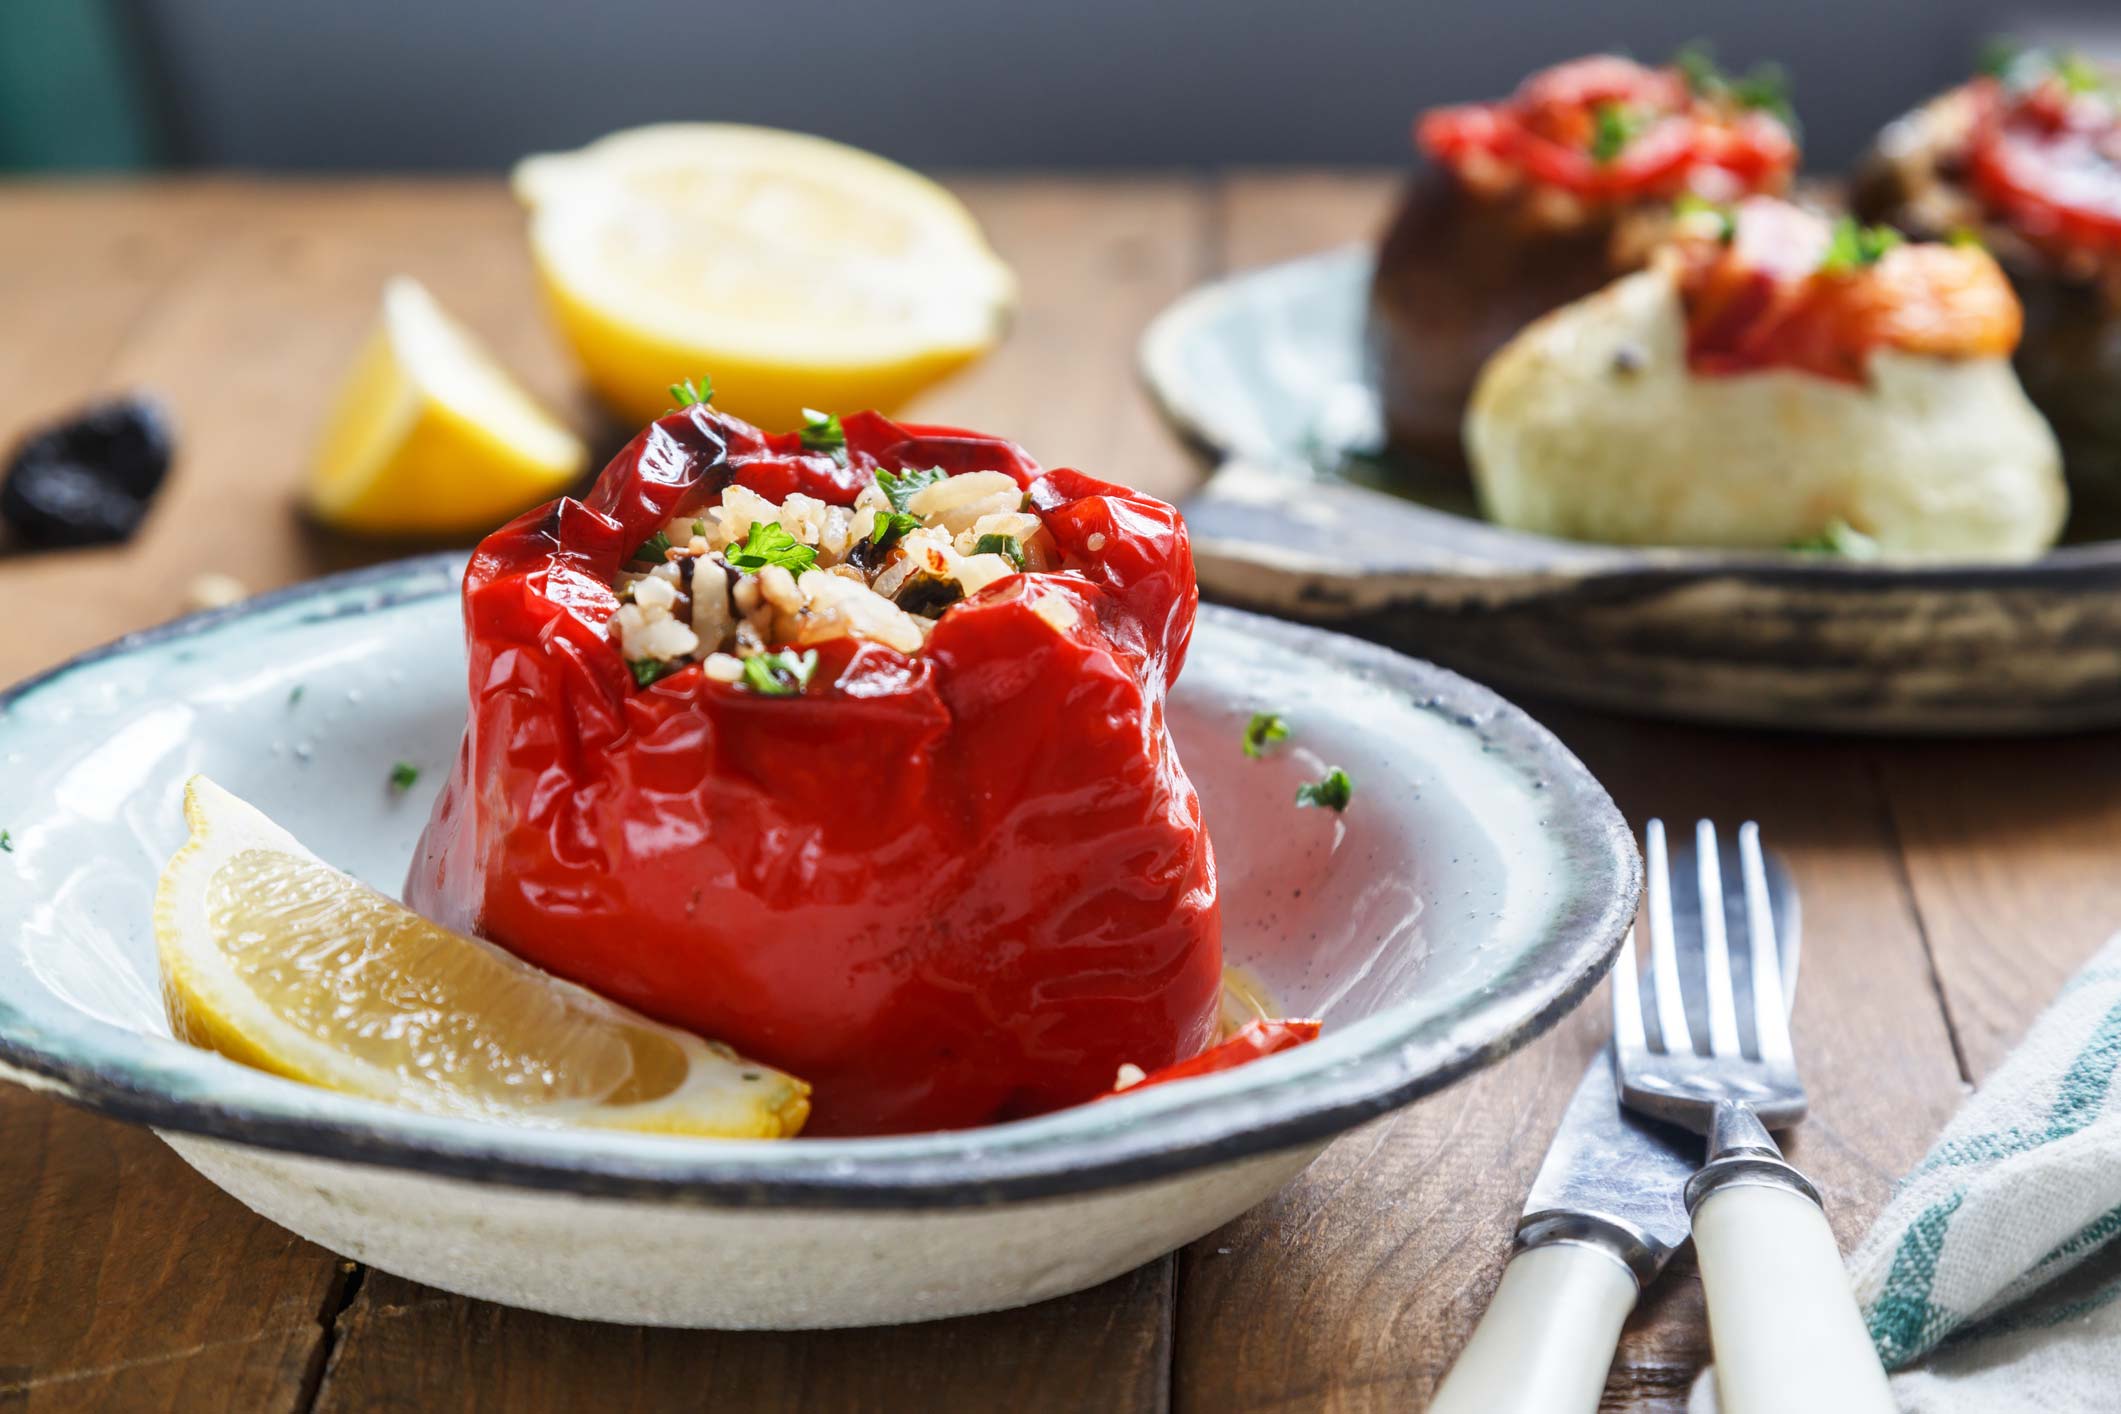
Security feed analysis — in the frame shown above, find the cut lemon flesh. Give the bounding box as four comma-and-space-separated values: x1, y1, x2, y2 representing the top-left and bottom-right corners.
514, 123, 1015, 430
305, 277, 587, 536
156, 777, 808, 1138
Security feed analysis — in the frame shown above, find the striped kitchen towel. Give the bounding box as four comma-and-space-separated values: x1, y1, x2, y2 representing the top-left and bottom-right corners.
1695, 930, 2121, 1413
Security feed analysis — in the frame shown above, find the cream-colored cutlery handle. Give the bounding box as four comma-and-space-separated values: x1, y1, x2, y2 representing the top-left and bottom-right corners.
1428, 1241, 1637, 1414
1694, 1182, 1895, 1414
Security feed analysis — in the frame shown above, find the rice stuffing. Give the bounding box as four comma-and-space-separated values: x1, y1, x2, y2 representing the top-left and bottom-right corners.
609, 467, 1065, 688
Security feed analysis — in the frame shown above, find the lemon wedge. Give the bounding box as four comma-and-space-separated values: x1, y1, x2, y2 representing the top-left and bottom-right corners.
156, 777, 808, 1138
304, 277, 588, 536
513, 123, 1015, 430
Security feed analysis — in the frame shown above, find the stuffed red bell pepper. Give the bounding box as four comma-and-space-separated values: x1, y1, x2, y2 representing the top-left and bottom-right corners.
406, 397, 1243, 1135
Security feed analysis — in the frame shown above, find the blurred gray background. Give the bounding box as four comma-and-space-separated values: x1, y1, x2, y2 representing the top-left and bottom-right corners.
10, 0, 2121, 173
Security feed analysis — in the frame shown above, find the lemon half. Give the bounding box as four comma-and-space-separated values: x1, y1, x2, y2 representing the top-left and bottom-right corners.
305, 277, 588, 536
156, 777, 808, 1138
514, 123, 1015, 430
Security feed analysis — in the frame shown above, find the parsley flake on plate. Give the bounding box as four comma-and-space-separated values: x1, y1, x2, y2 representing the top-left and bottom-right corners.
1787, 518, 1881, 560
1242, 712, 1289, 759
742, 648, 820, 696
875, 466, 947, 514
633, 531, 673, 563
388, 762, 421, 791
0, 830, 12, 853
725, 521, 818, 575
1296, 767, 1354, 812
973, 533, 1025, 569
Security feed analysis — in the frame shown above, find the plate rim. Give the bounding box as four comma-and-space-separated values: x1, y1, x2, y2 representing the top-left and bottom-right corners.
0, 554, 1640, 1209
1139, 243, 2121, 585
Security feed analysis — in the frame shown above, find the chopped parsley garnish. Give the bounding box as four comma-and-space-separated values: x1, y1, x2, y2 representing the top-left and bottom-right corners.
869, 509, 921, 552
1978, 37, 2024, 80
1296, 767, 1354, 812
1242, 712, 1290, 759
388, 762, 420, 791
874, 465, 947, 514
725, 520, 818, 575
1818, 217, 1903, 276
741, 648, 820, 696
691, 519, 709, 539
1947, 227, 1986, 249
633, 531, 673, 563
799, 408, 846, 458
973, 533, 1025, 569
630, 657, 681, 688
668, 375, 715, 407
1787, 519, 1881, 560
1673, 41, 1796, 130
1981, 42, 2111, 100
1589, 102, 1647, 165
287, 685, 304, 706
0, 830, 12, 853
1674, 194, 1736, 244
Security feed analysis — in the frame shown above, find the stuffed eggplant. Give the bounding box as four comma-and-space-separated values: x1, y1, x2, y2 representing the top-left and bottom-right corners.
1466, 197, 2065, 559
1853, 45, 2121, 497
1369, 50, 1800, 466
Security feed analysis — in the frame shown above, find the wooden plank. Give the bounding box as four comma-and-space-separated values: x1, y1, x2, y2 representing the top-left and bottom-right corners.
315, 1263, 1170, 1413
1876, 737, 2121, 1081
1172, 167, 1968, 1410
0, 1096, 345, 1413
0, 177, 597, 684
1214, 169, 1399, 273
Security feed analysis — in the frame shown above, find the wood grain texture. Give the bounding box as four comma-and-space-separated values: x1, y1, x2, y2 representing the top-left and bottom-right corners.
0, 1094, 344, 1412
1875, 736, 2121, 1081
314, 1263, 1170, 1414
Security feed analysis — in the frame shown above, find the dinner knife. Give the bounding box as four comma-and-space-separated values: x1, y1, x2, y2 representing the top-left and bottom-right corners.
1428, 839, 1799, 1414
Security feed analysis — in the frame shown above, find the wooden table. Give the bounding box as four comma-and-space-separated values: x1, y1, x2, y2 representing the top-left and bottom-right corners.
2, 172, 2116, 1412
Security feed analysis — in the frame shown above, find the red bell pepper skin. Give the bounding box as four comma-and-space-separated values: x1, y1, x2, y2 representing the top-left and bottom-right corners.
1119, 1019, 1324, 1095
405, 403, 1225, 1135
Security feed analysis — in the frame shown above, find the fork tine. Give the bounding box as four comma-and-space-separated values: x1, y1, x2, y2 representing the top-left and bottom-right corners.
1696, 820, 1744, 1058
1739, 822, 1793, 1063
1644, 820, 1692, 1054
1611, 928, 1648, 1062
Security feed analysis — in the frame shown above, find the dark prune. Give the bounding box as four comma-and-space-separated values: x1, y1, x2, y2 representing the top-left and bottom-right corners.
1, 397, 174, 548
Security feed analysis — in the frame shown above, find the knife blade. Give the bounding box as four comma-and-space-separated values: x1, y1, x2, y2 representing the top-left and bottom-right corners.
1430, 837, 1800, 1414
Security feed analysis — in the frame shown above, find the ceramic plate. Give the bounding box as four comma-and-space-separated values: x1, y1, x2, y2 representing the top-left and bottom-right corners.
1141, 246, 2121, 735
0, 556, 1635, 1327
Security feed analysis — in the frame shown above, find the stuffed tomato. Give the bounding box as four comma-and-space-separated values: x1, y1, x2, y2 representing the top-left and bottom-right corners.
405, 399, 1224, 1135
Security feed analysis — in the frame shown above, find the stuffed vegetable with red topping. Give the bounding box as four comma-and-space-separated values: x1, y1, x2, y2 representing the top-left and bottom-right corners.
1369, 48, 1800, 466
1853, 43, 2121, 496
406, 395, 1317, 1136
1466, 197, 2065, 559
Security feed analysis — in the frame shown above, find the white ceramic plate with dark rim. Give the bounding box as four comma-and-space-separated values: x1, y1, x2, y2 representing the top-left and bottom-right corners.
1141, 246, 2121, 736
0, 555, 1636, 1329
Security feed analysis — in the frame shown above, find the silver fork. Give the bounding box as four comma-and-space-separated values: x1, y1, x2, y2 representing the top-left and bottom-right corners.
1611, 821, 1894, 1414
